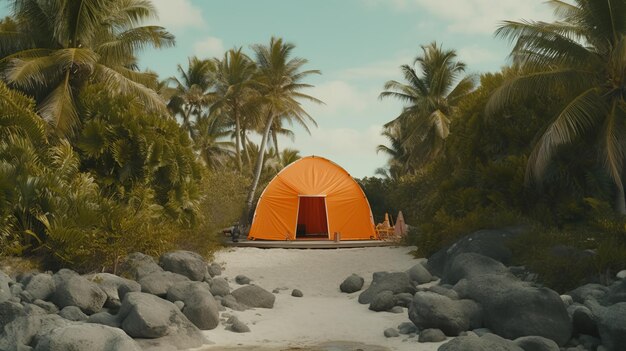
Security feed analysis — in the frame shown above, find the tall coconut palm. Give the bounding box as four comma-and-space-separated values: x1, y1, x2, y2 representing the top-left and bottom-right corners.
207, 48, 258, 173
169, 56, 215, 139
380, 42, 475, 169
488, 0, 626, 214
193, 113, 233, 170
0, 0, 174, 136
241, 37, 322, 226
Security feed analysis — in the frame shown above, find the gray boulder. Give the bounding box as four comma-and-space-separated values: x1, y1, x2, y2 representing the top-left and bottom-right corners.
166, 281, 220, 330
568, 304, 598, 336
358, 272, 415, 304
439, 333, 524, 351
567, 284, 608, 304
50, 269, 107, 315
229, 316, 251, 333
454, 275, 572, 345
207, 262, 222, 277
59, 306, 88, 322
389, 306, 404, 313
291, 289, 303, 297
587, 300, 626, 351
209, 277, 231, 297
418, 328, 447, 342
160, 250, 207, 281
33, 323, 141, 351
408, 291, 482, 336
88, 273, 141, 308
397, 321, 417, 334
231, 285, 275, 309
0, 271, 12, 303
24, 274, 55, 301
394, 292, 413, 307
406, 263, 433, 284
87, 311, 121, 328
0, 301, 26, 329
0, 314, 71, 351
605, 279, 626, 304
369, 290, 396, 312
513, 336, 559, 351
33, 299, 58, 314
118, 292, 206, 350
384, 328, 399, 337
221, 294, 245, 311
120, 252, 163, 280
427, 229, 518, 277
443, 253, 509, 285
235, 275, 251, 285
427, 285, 460, 300
340, 274, 364, 293
138, 271, 189, 297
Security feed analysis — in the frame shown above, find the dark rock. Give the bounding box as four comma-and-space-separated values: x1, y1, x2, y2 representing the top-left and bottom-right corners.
586, 300, 626, 351
358, 272, 415, 304
513, 336, 559, 351
472, 328, 492, 336
235, 275, 251, 285
19, 290, 34, 303
577, 334, 601, 350
88, 273, 141, 309
231, 319, 251, 333
23, 303, 47, 316
418, 328, 447, 342
221, 294, 245, 311
160, 250, 207, 281
59, 306, 88, 322
166, 281, 220, 330
397, 321, 417, 335
454, 275, 572, 345
406, 263, 433, 284
209, 277, 231, 297
33, 299, 58, 314
23, 274, 55, 301
118, 292, 206, 349
50, 269, 107, 315
567, 284, 608, 304
568, 304, 598, 336
138, 271, 189, 297
439, 333, 524, 351
340, 274, 364, 293
384, 328, 399, 337
87, 311, 121, 328
231, 285, 275, 308
394, 292, 413, 307
443, 253, 509, 285
207, 262, 222, 277
427, 285, 460, 300
369, 290, 396, 312
427, 229, 518, 277
120, 252, 163, 280
605, 279, 626, 304
33, 323, 141, 351
291, 289, 303, 297
0, 271, 12, 303
0, 314, 70, 351
0, 301, 26, 329
408, 291, 482, 336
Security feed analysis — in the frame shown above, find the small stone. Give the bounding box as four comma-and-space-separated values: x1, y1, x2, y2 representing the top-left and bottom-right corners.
231, 319, 251, 333
291, 289, 303, 297
398, 322, 417, 335
340, 274, 365, 293
419, 328, 447, 343
384, 328, 400, 337
389, 306, 404, 313
174, 300, 185, 310
59, 306, 88, 322
33, 299, 58, 314
561, 295, 573, 306
235, 275, 251, 285
207, 263, 222, 277
272, 288, 280, 293
617, 270, 626, 280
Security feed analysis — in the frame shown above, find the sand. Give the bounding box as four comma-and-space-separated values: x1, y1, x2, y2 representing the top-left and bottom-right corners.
189, 246, 447, 351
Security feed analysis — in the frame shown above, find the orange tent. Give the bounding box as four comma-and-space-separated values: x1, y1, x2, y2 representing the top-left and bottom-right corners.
248, 156, 378, 241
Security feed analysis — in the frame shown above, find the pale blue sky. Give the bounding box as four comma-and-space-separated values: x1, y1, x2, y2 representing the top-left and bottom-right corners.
1, 0, 554, 177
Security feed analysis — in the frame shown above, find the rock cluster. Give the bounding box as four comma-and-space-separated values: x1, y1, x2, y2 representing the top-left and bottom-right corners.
0, 249, 278, 350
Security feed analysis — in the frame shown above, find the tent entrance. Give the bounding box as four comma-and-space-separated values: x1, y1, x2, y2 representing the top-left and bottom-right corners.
295, 196, 329, 240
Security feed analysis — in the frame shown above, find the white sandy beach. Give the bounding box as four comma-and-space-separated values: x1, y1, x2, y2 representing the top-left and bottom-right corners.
190, 246, 447, 351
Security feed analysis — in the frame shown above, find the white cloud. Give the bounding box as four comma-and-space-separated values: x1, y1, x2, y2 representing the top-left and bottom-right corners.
306, 80, 370, 115
340, 53, 412, 81
149, 0, 206, 31
364, 0, 554, 34
458, 46, 499, 66
193, 36, 225, 58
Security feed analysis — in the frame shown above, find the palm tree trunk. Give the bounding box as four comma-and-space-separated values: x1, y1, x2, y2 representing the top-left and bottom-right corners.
242, 129, 252, 172
234, 110, 242, 173
242, 109, 274, 226
272, 129, 280, 164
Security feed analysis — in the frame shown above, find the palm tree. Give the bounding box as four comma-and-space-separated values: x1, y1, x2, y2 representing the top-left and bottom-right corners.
380, 42, 475, 169
376, 120, 411, 178
207, 48, 258, 173
0, 0, 174, 136
169, 56, 215, 139
193, 113, 234, 170
488, 0, 626, 214
241, 37, 322, 226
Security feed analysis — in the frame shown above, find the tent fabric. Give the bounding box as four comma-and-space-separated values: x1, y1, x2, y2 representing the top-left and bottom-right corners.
249, 156, 378, 240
